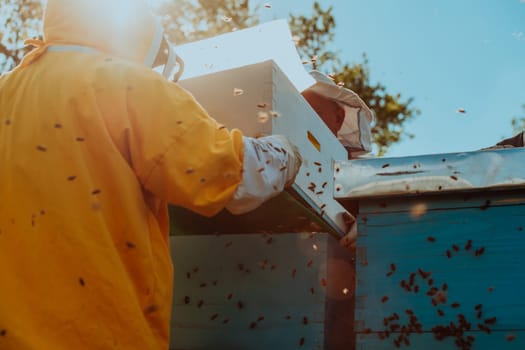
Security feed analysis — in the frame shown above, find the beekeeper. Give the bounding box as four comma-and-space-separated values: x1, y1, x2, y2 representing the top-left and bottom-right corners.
302, 71, 374, 158
0, 0, 301, 349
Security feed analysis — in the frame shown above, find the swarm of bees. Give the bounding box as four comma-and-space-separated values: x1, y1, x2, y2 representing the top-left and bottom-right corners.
368, 233, 501, 349
175, 231, 350, 350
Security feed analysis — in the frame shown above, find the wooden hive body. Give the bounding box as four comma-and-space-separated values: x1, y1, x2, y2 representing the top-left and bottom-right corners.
169, 233, 354, 350
335, 149, 525, 349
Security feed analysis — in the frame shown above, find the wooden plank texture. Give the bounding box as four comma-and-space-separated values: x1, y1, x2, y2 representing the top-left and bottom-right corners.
355, 191, 525, 349
357, 190, 525, 215
356, 332, 525, 350
169, 232, 354, 350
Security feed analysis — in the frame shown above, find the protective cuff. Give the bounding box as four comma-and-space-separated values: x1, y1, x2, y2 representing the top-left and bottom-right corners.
225, 135, 301, 215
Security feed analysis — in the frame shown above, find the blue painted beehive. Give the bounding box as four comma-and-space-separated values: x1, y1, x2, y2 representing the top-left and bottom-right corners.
168, 192, 355, 350
335, 148, 525, 349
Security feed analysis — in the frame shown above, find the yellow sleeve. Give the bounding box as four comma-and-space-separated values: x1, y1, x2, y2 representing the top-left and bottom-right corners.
123, 69, 244, 217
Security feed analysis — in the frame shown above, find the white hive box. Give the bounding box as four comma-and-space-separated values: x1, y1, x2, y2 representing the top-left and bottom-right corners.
178, 60, 350, 235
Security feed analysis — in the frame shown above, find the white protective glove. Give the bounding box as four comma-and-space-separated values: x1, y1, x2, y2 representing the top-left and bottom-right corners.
226, 135, 302, 214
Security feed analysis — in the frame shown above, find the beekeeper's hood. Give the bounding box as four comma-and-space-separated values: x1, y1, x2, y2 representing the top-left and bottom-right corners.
21, 0, 183, 79
304, 71, 375, 154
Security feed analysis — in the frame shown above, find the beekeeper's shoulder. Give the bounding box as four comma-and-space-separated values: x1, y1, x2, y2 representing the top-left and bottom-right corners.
92, 56, 173, 93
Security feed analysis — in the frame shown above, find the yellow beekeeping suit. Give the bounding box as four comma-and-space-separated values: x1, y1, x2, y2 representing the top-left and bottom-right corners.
0, 0, 244, 348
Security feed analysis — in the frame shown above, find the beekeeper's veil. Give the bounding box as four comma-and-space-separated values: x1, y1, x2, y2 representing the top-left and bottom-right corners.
23, 0, 183, 80
304, 71, 374, 155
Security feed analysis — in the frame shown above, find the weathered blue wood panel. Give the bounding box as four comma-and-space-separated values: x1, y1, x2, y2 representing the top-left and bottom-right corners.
356, 332, 525, 349
357, 190, 525, 215
353, 192, 525, 349
169, 232, 354, 350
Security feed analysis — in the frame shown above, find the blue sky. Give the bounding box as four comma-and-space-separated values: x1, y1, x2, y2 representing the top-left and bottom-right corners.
254, 0, 525, 157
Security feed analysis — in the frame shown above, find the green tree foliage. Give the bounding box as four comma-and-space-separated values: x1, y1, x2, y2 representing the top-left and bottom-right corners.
288, 2, 338, 70
1, 0, 420, 155
290, 2, 419, 156
0, 0, 42, 72
154, 0, 260, 45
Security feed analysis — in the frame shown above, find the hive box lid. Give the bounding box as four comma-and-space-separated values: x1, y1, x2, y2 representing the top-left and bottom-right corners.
175, 19, 315, 92
334, 148, 525, 200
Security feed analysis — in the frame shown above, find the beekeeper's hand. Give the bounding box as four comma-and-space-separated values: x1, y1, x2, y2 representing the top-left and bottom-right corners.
226, 135, 302, 214
269, 134, 302, 187
340, 212, 357, 251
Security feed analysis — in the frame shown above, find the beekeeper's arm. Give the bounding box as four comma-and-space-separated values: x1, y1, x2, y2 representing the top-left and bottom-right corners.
123, 68, 300, 217
225, 134, 301, 214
